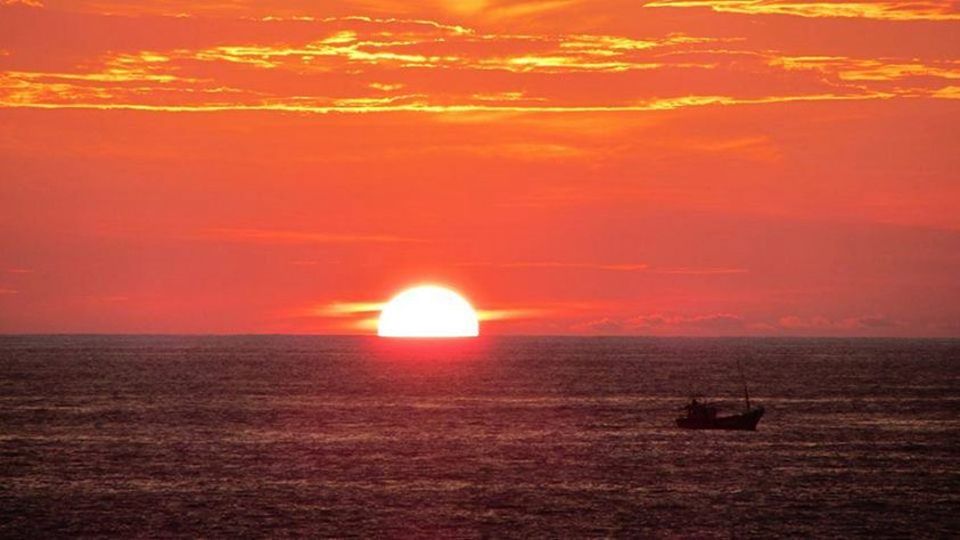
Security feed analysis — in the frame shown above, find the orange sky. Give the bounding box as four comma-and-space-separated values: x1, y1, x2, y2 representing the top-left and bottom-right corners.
1, 0, 959, 336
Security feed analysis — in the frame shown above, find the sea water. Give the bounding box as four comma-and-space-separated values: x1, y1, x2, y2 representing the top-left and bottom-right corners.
1, 336, 958, 537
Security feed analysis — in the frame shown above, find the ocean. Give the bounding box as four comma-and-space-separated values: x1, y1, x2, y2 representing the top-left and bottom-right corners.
1, 336, 958, 537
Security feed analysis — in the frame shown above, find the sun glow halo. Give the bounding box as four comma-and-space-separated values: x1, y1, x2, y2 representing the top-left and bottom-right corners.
378, 285, 479, 337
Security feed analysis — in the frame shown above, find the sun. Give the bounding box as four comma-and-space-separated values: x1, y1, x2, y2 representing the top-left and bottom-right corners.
378, 285, 479, 337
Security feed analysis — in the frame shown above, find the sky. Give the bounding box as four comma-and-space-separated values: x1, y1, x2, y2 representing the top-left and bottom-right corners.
1, 0, 958, 336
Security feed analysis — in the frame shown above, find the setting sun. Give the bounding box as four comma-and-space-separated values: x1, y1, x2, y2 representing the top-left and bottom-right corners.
378, 286, 479, 338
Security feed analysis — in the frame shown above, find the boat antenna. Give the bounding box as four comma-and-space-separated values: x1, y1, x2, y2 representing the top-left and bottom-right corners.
738, 358, 751, 410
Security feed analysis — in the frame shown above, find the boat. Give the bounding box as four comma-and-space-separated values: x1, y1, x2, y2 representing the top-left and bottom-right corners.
676, 360, 765, 431
676, 400, 764, 430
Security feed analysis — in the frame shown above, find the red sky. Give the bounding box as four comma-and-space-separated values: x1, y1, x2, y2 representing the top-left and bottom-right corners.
1, 0, 959, 336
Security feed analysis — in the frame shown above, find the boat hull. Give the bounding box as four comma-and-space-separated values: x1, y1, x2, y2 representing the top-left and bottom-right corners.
676, 406, 765, 431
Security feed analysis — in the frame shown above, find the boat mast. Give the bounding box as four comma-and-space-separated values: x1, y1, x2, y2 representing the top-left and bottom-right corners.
738, 358, 751, 410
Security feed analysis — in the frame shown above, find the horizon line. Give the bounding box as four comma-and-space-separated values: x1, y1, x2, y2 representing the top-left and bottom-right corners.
0, 333, 956, 340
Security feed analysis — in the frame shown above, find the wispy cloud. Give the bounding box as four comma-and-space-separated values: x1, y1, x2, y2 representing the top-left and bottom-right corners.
459, 261, 748, 274
571, 312, 746, 334
1, 0, 42, 7
652, 267, 748, 275
479, 0, 583, 21
195, 228, 423, 244
778, 314, 902, 330
305, 301, 385, 316
84, 295, 129, 303
478, 307, 550, 320
170, 24, 722, 74
37, 0, 584, 21
4, 13, 942, 113
644, 0, 960, 21
458, 261, 650, 271
290, 300, 551, 323
0, 93, 902, 113
771, 56, 960, 82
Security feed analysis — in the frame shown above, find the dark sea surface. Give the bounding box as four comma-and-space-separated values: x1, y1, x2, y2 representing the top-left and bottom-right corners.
1, 336, 958, 538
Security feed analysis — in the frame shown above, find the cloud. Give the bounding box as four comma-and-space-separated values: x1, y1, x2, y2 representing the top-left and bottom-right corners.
305, 301, 384, 316
628, 312, 745, 329
283, 300, 547, 334
278, 301, 384, 332
32, 0, 585, 21
771, 56, 960, 83
0, 93, 900, 113
853, 315, 898, 328
41, 0, 958, 22
644, 0, 960, 21
778, 314, 902, 330
572, 312, 746, 333
651, 267, 748, 275
85, 295, 129, 303
369, 82, 405, 92
572, 313, 905, 335
458, 261, 650, 271
195, 228, 423, 244
479, 0, 583, 21
570, 317, 624, 333
3, 12, 943, 113
176, 22, 723, 75
459, 261, 748, 274
303, 300, 546, 321
778, 315, 830, 329
477, 307, 549, 320
932, 86, 960, 99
